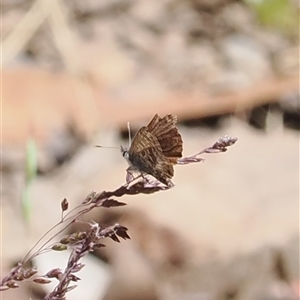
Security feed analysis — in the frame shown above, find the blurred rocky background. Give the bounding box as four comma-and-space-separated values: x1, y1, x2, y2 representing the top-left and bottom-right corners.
1, 0, 299, 299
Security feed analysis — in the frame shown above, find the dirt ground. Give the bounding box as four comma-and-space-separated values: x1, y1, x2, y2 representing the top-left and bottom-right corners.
1, 0, 299, 299
1, 118, 299, 300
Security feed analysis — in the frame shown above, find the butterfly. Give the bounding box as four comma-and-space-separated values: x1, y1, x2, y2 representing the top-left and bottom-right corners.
121, 114, 183, 186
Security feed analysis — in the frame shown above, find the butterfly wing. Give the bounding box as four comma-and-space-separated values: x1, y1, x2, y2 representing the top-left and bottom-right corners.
128, 127, 174, 185
146, 114, 183, 164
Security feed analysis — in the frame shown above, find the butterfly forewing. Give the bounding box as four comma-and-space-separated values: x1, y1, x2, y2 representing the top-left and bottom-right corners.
146, 114, 183, 164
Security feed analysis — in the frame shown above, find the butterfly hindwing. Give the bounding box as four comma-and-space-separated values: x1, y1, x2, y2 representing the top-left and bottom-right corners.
128, 126, 174, 185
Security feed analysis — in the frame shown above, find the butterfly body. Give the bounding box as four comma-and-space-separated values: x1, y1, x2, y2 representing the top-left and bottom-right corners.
121, 114, 183, 186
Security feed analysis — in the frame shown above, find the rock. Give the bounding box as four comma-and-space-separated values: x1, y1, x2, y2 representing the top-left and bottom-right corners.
220, 34, 272, 85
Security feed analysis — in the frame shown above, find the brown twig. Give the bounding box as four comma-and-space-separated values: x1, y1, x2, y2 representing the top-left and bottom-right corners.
0, 135, 237, 299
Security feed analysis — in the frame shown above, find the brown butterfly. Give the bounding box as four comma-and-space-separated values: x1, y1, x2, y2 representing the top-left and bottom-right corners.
121, 114, 183, 186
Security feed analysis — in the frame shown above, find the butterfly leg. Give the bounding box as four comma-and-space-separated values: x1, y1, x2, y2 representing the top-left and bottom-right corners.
141, 173, 153, 184
125, 167, 136, 183
125, 167, 147, 184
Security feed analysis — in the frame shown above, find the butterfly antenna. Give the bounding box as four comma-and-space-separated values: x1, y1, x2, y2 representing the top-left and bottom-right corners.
94, 145, 119, 149
127, 122, 132, 147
